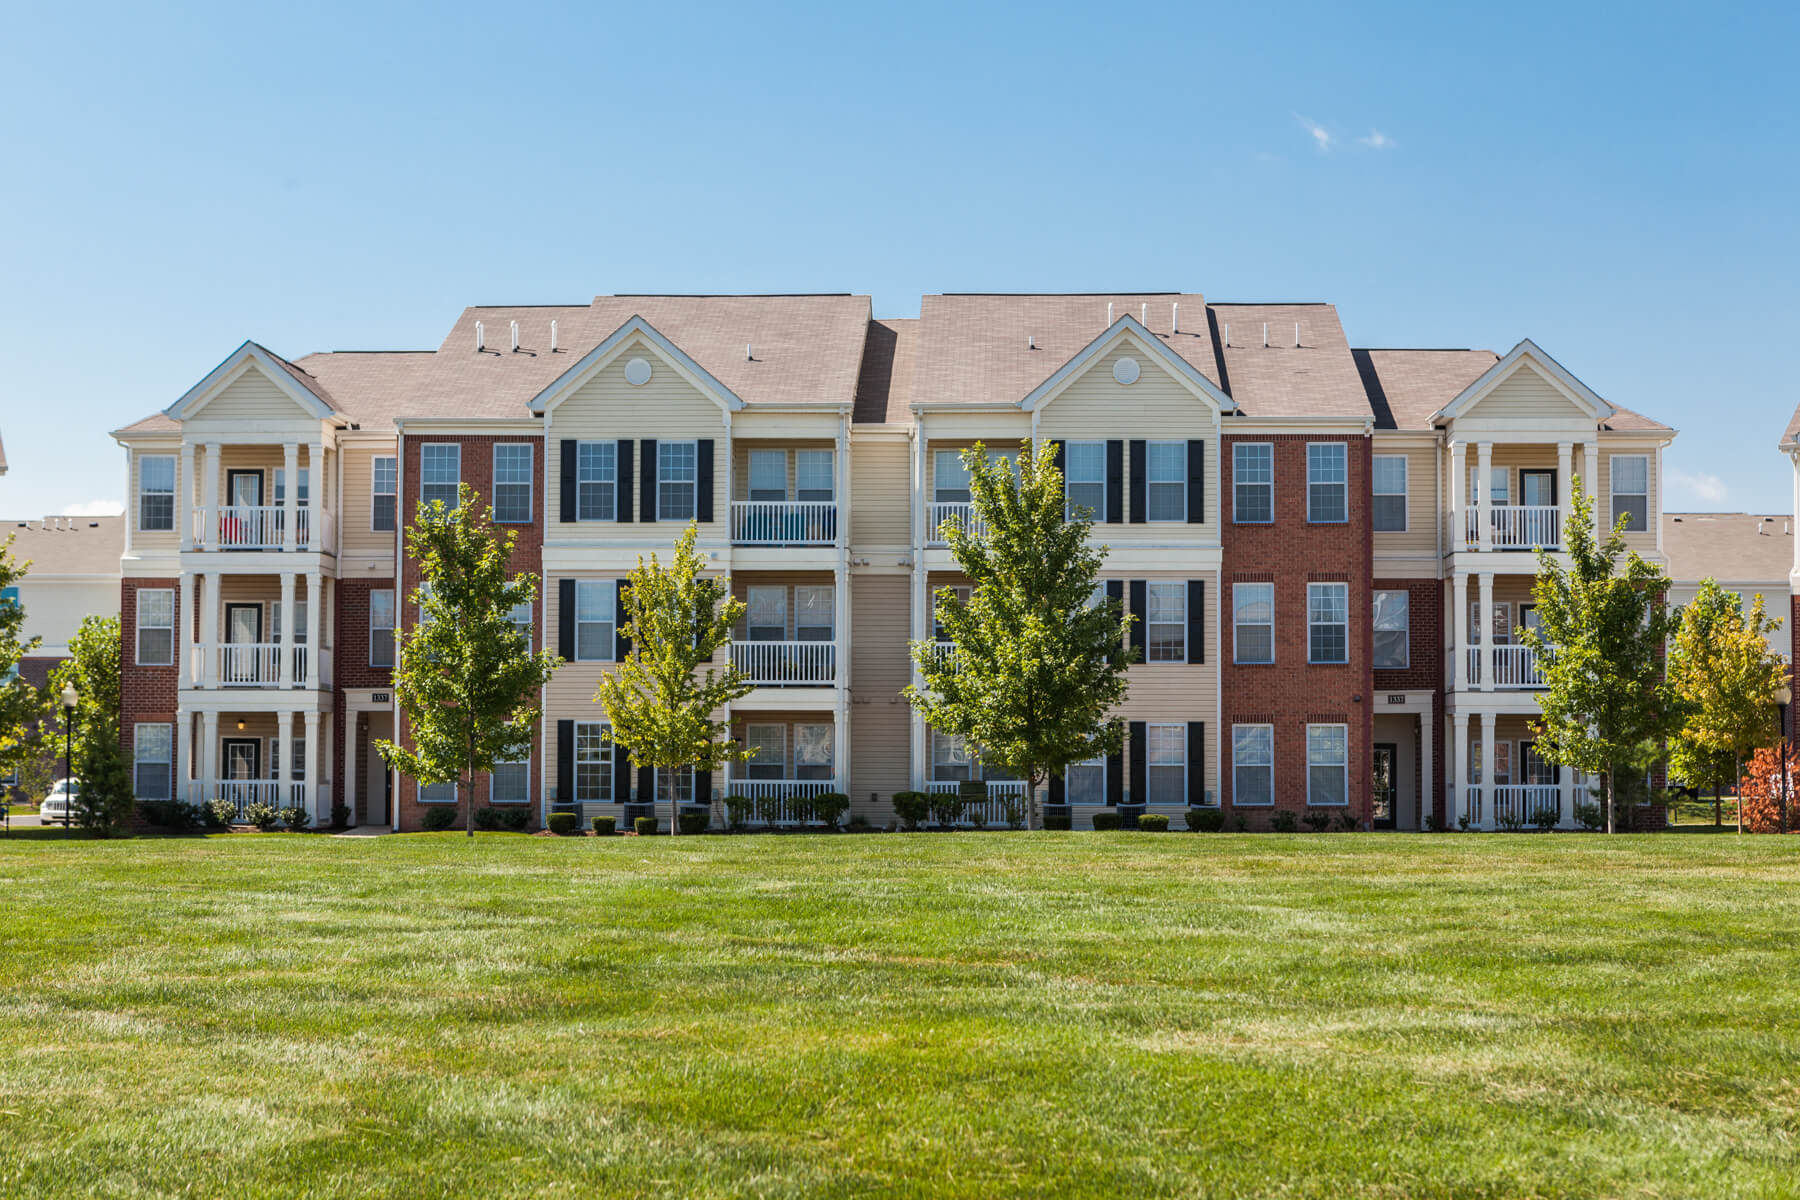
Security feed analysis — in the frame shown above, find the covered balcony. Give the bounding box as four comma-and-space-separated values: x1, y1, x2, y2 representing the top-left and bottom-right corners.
1463, 644, 1547, 690
730, 575, 841, 689
730, 441, 839, 547
181, 441, 337, 555
1464, 505, 1560, 551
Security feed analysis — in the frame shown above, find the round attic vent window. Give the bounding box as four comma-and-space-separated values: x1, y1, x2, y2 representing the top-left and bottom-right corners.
1112, 356, 1141, 385
624, 357, 653, 386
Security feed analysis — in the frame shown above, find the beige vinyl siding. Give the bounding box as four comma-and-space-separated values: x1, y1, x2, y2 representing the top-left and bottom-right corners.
1035, 342, 1220, 541
731, 439, 835, 500
1371, 442, 1434, 556
1598, 445, 1659, 556
850, 435, 909, 548
849, 573, 912, 824
130, 450, 180, 551
195, 366, 314, 421
1113, 570, 1219, 808
339, 445, 398, 553
1465, 364, 1588, 422
547, 336, 728, 536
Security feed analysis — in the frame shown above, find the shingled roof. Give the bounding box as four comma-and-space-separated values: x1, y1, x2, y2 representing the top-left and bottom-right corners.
2, 515, 124, 576
1663, 512, 1793, 584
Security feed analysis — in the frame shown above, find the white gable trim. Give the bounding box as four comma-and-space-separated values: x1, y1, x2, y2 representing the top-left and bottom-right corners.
1020, 315, 1236, 414
1432, 338, 1614, 424
163, 341, 336, 421
526, 315, 745, 416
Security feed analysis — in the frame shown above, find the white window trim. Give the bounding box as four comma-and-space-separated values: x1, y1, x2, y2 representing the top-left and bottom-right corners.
420, 444, 461, 507
1145, 722, 1187, 807
137, 454, 176, 533
1307, 581, 1350, 665
418, 781, 458, 805
1233, 443, 1274, 525
573, 579, 615, 663
371, 455, 398, 532
1146, 580, 1187, 663
1371, 454, 1408, 533
492, 443, 534, 524
1306, 723, 1349, 807
1306, 442, 1348, 524
135, 588, 175, 667
575, 440, 618, 522
369, 588, 396, 669
657, 439, 699, 521
1233, 582, 1275, 666
1063, 440, 1106, 521
1145, 440, 1187, 524
1373, 588, 1410, 671
1609, 454, 1650, 532
573, 721, 612, 804
1232, 723, 1274, 807
133, 723, 173, 799
490, 755, 531, 805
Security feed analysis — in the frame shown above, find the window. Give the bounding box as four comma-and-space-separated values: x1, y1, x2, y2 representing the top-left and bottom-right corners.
1371, 455, 1407, 532
745, 723, 786, 779
1306, 724, 1348, 806
1611, 455, 1648, 532
491, 756, 529, 805
419, 781, 456, 805
796, 451, 834, 502
368, 589, 396, 668
931, 729, 973, 782
1147, 724, 1185, 805
287, 733, 306, 782
749, 450, 787, 501
574, 722, 612, 803
508, 600, 533, 649
273, 468, 309, 507
1147, 581, 1186, 662
1233, 443, 1273, 523
658, 441, 697, 521
1307, 443, 1347, 523
372, 456, 398, 531
420, 444, 460, 509
1467, 465, 1510, 505
934, 450, 971, 504
493, 444, 533, 523
1065, 752, 1104, 804
933, 586, 970, 641
655, 766, 695, 805
795, 724, 833, 780
1308, 582, 1349, 664
136, 589, 174, 665
270, 597, 307, 646
1233, 583, 1274, 664
794, 586, 834, 641
746, 587, 787, 641
133, 724, 172, 799
417, 580, 436, 628
574, 580, 614, 662
1233, 725, 1273, 806
576, 442, 616, 521
1146, 441, 1186, 522
1064, 441, 1105, 520
138, 455, 175, 532
1372, 590, 1410, 670
1471, 601, 1513, 646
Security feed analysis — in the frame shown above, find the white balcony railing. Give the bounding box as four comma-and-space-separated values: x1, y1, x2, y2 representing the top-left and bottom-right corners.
1464, 644, 1547, 689
721, 778, 840, 826
185, 779, 306, 819
195, 505, 334, 552
731, 640, 836, 685
927, 779, 1028, 826
928, 502, 985, 546
1492, 784, 1562, 828
730, 501, 837, 546
1464, 504, 1561, 550
205, 643, 318, 687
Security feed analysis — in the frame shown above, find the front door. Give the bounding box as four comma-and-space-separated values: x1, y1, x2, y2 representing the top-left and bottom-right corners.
227, 470, 263, 507
222, 738, 260, 781
1521, 470, 1557, 507
1372, 743, 1398, 830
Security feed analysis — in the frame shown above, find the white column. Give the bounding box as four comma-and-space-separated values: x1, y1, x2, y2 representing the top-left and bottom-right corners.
1448, 441, 1466, 550
1559, 761, 1577, 830
201, 442, 221, 551
1479, 710, 1497, 831
304, 572, 322, 687
1583, 442, 1601, 541
304, 710, 322, 821
910, 563, 928, 792
1452, 572, 1469, 689
278, 571, 296, 687
1478, 572, 1495, 693
306, 441, 324, 550
176, 711, 192, 805
281, 441, 299, 553
198, 572, 219, 687
179, 443, 196, 551
1476, 442, 1494, 552
1419, 700, 1434, 832
1452, 709, 1469, 828
1556, 441, 1573, 545
178, 572, 195, 689
201, 710, 219, 798
276, 709, 294, 806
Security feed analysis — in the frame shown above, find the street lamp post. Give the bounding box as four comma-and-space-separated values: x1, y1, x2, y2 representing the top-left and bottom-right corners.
1779, 683, 1794, 836
60, 682, 78, 830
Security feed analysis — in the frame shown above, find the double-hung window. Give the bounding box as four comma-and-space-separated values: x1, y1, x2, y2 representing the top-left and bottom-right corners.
133, 724, 172, 799
749, 450, 787, 501
1372, 589, 1410, 669
493, 444, 533, 523
1146, 724, 1186, 805
138, 455, 175, 532
508, 600, 533, 649
1306, 724, 1348, 805
931, 729, 974, 782
794, 586, 834, 641
1065, 752, 1104, 804
420, 780, 457, 804
1308, 582, 1349, 664
934, 450, 971, 504
1147, 581, 1186, 662
574, 580, 614, 662
1371, 455, 1407, 532
1610, 455, 1648, 532
1064, 441, 1105, 520
658, 441, 697, 521
420, 444, 460, 509
1232, 725, 1273, 806
746, 724, 786, 779
369, 589, 396, 668
795, 451, 834, 501
1307, 443, 1347, 523
1233, 443, 1272, 523
794, 724, 834, 780
1146, 441, 1186, 522
746, 587, 787, 641
1233, 583, 1274, 664
574, 723, 612, 802
136, 589, 174, 666
491, 756, 529, 805
372, 456, 398, 531
576, 441, 617, 521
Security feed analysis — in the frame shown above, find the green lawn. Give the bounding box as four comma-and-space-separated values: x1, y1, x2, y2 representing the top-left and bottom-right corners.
2, 832, 1797, 1198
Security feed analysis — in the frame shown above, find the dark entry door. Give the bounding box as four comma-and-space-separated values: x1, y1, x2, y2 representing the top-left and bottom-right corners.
1372, 743, 1398, 830
222, 738, 260, 781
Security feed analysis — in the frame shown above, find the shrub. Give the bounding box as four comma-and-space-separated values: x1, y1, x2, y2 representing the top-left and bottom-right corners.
1232, 813, 1248, 832
1091, 809, 1122, 831
1457, 813, 1474, 831
331, 803, 352, 829
473, 806, 505, 831
892, 791, 930, 831
1138, 813, 1170, 832
677, 809, 708, 836
547, 812, 579, 836
634, 816, 658, 836
1574, 802, 1604, 831
207, 797, 238, 829
786, 793, 816, 825
1186, 808, 1225, 832
811, 792, 849, 829
1044, 812, 1072, 831
1271, 810, 1299, 833
421, 806, 458, 832
1335, 811, 1359, 832
1530, 805, 1560, 831
754, 794, 782, 826
1301, 810, 1332, 832
1424, 813, 1442, 832
999, 795, 1023, 830
591, 814, 616, 835
246, 802, 280, 832
473, 806, 530, 832
280, 806, 312, 831
1735, 746, 1800, 834
846, 814, 873, 832
928, 791, 965, 829
723, 795, 752, 830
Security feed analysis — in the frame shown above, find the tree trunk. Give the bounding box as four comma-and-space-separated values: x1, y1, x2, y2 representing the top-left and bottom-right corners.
1714, 781, 1721, 827
1735, 755, 1742, 835
465, 731, 476, 838
1026, 772, 1041, 831
1603, 770, 1614, 835
666, 769, 678, 836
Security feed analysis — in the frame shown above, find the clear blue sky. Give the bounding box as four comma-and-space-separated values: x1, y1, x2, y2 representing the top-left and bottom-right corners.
2, 0, 1794, 518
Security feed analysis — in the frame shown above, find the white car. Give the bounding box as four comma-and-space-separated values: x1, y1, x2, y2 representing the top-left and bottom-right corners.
37, 778, 81, 824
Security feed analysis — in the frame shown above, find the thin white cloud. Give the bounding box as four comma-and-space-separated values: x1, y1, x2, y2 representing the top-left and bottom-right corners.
62, 499, 124, 516
1358, 130, 1393, 149
1668, 470, 1728, 505
1295, 115, 1332, 152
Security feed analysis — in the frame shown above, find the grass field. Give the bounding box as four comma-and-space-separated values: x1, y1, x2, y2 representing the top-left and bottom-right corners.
2, 831, 1798, 1198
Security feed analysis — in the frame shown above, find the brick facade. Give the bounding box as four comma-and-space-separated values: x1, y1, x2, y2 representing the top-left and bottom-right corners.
119, 578, 181, 804
332, 575, 394, 826
1373, 576, 1445, 826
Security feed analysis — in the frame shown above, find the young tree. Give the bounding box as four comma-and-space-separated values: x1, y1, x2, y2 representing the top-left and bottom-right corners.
0, 536, 48, 790
50, 615, 134, 835
905, 440, 1133, 829
595, 524, 754, 834
1667, 581, 1786, 830
378, 485, 562, 837
1519, 484, 1683, 834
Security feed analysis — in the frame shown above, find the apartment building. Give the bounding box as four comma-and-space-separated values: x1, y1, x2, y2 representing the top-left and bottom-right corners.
110, 293, 1674, 831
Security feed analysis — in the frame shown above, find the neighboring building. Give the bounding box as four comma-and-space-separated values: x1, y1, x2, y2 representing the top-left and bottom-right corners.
108, 293, 1676, 831
1663, 512, 1791, 656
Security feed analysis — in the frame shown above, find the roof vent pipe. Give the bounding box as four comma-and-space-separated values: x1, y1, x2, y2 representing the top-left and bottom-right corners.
1263, 323, 1269, 348
550, 320, 558, 352
1172, 303, 1179, 333
1028, 335, 1035, 350
1141, 303, 1147, 325
746, 343, 753, 361
475, 321, 484, 352
1295, 322, 1301, 348
1223, 323, 1230, 346
510, 320, 519, 352
1107, 303, 1113, 325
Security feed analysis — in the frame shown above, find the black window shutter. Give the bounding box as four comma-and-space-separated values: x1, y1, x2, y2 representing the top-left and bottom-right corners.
557, 720, 574, 804
1187, 722, 1206, 807
560, 440, 577, 523
1049, 773, 1064, 804
1129, 440, 1147, 523
1050, 440, 1065, 510
616, 439, 634, 522
696, 439, 714, 523
1129, 721, 1147, 805
1129, 579, 1147, 661
1106, 579, 1125, 665
614, 580, 632, 661
693, 769, 710, 809
1106, 742, 1124, 806
1105, 440, 1124, 524
612, 738, 632, 804
639, 439, 657, 523
637, 766, 655, 808
1188, 579, 1205, 664
558, 579, 575, 661
1187, 439, 1205, 523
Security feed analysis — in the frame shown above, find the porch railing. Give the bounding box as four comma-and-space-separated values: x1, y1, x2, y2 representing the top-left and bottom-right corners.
927, 779, 1028, 826
209, 643, 317, 687
185, 779, 306, 819
1492, 784, 1562, 828
731, 640, 835, 685
730, 501, 837, 546
721, 778, 840, 825
927, 502, 985, 545
195, 505, 334, 552
1464, 645, 1547, 689
1465, 504, 1561, 550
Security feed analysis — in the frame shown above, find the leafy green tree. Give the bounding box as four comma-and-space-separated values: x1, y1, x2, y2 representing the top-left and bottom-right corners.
1667, 581, 1786, 831
50, 615, 134, 834
0, 536, 48, 789
1520, 484, 1683, 833
906, 440, 1133, 829
378, 485, 562, 837
596, 525, 753, 835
